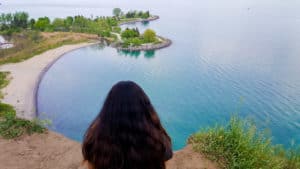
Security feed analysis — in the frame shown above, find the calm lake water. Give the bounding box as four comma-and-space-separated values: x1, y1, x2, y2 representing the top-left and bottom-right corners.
2, 0, 300, 150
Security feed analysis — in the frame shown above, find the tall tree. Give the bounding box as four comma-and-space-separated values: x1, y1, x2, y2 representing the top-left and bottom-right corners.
65, 16, 73, 28
52, 18, 66, 31
113, 8, 122, 17
34, 17, 51, 31
28, 18, 35, 29
12, 12, 29, 28
143, 29, 156, 43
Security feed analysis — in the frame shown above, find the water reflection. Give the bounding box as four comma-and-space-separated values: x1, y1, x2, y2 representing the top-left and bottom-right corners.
90, 43, 106, 50
144, 50, 155, 58
141, 21, 149, 26
117, 50, 156, 59
118, 50, 141, 58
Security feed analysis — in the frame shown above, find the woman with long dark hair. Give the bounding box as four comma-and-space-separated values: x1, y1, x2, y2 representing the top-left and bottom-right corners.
82, 81, 172, 169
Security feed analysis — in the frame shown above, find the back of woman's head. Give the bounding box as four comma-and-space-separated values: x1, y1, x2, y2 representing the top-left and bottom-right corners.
82, 81, 172, 169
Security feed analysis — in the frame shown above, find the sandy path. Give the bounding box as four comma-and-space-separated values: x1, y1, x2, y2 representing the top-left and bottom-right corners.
0, 132, 218, 169
0, 42, 97, 120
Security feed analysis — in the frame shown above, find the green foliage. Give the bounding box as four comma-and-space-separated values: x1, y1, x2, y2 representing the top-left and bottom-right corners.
0, 72, 9, 98
140, 11, 150, 19
99, 30, 111, 37
121, 28, 140, 39
64, 16, 74, 28
0, 12, 29, 28
0, 72, 9, 90
34, 17, 51, 31
113, 8, 122, 17
0, 12, 29, 34
125, 10, 150, 19
28, 18, 35, 29
112, 26, 121, 33
0, 11, 156, 42
125, 11, 137, 18
12, 12, 29, 29
0, 10, 160, 50
120, 28, 160, 47
0, 72, 46, 139
189, 116, 300, 169
123, 37, 143, 47
0, 103, 46, 139
143, 29, 156, 43
70, 16, 112, 36
106, 17, 118, 27
52, 18, 67, 31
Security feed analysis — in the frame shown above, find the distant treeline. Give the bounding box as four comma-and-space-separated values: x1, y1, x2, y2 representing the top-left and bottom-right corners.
0, 10, 152, 37
113, 8, 151, 19
0, 12, 119, 37
124, 11, 150, 19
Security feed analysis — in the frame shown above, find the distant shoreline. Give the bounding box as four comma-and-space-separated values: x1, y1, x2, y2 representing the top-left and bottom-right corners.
118, 15, 159, 25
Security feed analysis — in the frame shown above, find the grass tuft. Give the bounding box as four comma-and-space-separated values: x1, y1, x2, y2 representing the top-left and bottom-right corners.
0, 103, 45, 139
189, 116, 300, 169
0, 71, 46, 139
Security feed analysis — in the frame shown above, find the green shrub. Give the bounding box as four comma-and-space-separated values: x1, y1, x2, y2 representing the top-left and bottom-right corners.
282, 145, 300, 169
189, 116, 300, 169
142, 29, 156, 43
112, 26, 121, 33
124, 37, 143, 46
0, 103, 46, 139
121, 28, 139, 39
0, 72, 9, 89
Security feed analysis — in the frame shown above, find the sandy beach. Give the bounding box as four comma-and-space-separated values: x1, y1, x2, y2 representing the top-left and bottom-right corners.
0, 42, 97, 120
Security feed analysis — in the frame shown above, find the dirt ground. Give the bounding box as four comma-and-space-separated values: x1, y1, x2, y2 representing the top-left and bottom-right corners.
0, 131, 218, 169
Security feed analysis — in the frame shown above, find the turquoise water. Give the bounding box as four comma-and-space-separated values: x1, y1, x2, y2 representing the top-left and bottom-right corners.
3, 0, 300, 150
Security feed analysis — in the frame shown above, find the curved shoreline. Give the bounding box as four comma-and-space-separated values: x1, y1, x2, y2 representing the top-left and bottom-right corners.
0, 42, 98, 120
34, 42, 100, 118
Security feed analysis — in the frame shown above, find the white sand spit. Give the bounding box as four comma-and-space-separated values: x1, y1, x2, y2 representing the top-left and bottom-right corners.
0, 42, 97, 120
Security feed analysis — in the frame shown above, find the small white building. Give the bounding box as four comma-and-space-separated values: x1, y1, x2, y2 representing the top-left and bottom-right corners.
0, 35, 14, 49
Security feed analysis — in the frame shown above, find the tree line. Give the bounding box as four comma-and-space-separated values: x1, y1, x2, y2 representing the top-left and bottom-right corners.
120, 28, 157, 47
113, 8, 151, 19
0, 12, 119, 37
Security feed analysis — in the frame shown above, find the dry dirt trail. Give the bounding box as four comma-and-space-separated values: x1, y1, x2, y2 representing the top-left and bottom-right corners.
0, 132, 218, 169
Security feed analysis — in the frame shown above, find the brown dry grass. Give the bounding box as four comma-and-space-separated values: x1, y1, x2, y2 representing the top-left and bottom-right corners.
0, 31, 98, 65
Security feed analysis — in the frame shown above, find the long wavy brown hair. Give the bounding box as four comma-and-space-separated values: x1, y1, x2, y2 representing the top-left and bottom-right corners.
82, 81, 172, 169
